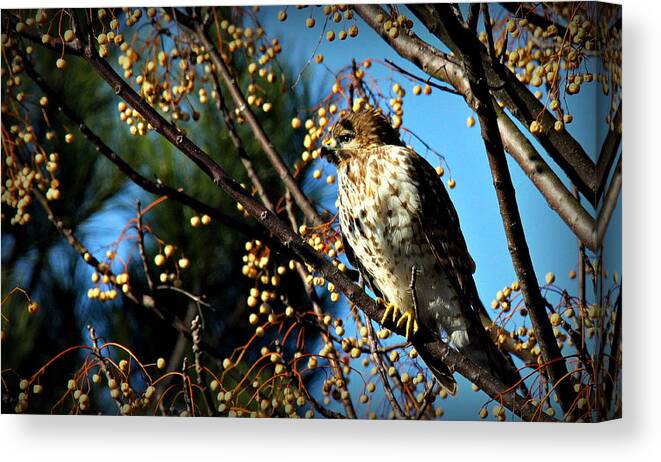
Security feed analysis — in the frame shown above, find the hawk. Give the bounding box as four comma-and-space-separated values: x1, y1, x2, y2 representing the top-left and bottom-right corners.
321, 108, 520, 390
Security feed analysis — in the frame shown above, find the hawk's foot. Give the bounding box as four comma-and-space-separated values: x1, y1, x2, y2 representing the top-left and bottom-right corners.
377, 297, 398, 325
396, 309, 419, 340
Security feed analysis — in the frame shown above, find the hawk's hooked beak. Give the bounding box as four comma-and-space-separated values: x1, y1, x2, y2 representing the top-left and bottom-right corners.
320, 137, 339, 164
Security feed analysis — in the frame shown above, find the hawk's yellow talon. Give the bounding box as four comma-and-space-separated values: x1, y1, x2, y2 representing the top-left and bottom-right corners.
377, 298, 398, 325
396, 310, 419, 340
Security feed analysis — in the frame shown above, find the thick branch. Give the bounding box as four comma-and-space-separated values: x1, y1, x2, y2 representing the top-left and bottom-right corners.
596, 104, 622, 200
495, 105, 596, 249
596, 157, 622, 245
437, 4, 576, 415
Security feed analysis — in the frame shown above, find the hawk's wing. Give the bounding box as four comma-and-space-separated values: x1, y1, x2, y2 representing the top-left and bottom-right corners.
407, 149, 479, 306
407, 149, 525, 388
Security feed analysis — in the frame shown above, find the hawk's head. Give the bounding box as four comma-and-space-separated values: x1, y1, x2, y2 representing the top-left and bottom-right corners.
321, 108, 403, 164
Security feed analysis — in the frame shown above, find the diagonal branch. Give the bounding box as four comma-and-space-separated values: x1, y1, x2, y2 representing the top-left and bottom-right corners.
596, 103, 622, 201
18, 49, 263, 242
209, 71, 275, 213
596, 156, 622, 245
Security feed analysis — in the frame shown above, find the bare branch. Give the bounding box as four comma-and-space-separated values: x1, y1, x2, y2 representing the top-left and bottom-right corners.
435, 3, 577, 415
597, 103, 622, 200
364, 314, 406, 419
596, 157, 622, 245
136, 201, 155, 292
209, 71, 275, 213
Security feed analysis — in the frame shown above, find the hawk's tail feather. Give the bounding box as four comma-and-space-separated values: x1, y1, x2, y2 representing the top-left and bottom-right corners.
416, 347, 457, 395
458, 323, 524, 393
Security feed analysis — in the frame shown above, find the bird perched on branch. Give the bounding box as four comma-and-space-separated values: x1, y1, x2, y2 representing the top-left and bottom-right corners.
321, 108, 520, 392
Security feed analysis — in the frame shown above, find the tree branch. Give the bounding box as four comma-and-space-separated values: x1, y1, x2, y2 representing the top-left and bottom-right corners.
18, 50, 267, 245
436, 3, 576, 416
596, 156, 622, 245
596, 103, 622, 201
209, 71, 275, 213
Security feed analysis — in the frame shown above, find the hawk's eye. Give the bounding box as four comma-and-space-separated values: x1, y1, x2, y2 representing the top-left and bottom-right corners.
337, 133, 354, 144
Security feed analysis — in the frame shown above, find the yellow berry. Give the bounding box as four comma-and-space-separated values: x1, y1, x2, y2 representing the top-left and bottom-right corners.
550, 313, 561, 326
156, 358, 166, 369
163, 245, 174, 257
27, 302, 39, 315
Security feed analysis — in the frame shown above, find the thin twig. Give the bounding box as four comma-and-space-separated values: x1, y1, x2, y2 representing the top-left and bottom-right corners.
364, 314, 406, 419
136, 201, 155, 292
383, 59, 462, 96
87, 324, 123, 412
